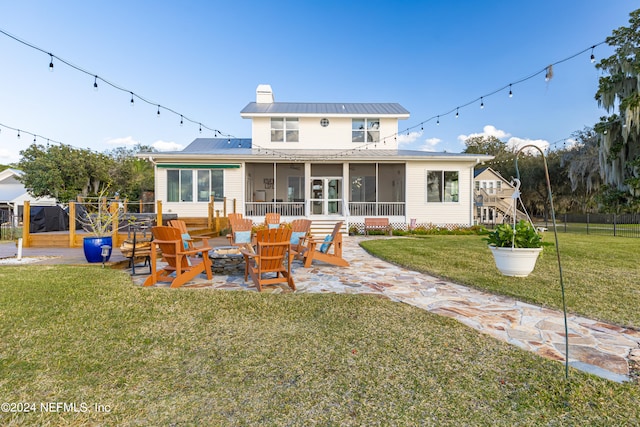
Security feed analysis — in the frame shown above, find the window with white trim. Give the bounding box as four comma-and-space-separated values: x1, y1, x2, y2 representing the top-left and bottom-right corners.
167, 169, 224, 202
271, 118, 299, 142
352, 118, 380, 143
426, 170, 459, 203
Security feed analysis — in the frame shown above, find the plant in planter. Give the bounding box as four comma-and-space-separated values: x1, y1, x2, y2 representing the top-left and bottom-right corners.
77, 190, 120, 263
484, 220, 543, 277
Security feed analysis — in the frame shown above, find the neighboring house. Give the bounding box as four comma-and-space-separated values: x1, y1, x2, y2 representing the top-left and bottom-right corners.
0, 168, 57, 226
145, 85, 493, 231
473, 167, 526, 224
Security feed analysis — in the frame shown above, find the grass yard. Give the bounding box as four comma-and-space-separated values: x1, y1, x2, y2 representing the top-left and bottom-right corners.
361, 233, 640, 329
0, 264, 640, 425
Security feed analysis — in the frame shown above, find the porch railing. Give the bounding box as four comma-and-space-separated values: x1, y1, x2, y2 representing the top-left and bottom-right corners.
245, 202, 305, 217
348, 202, 405, 216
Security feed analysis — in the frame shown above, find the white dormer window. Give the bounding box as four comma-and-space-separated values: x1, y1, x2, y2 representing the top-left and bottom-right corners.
352, 118, 380, 143
271, 118, 299, 142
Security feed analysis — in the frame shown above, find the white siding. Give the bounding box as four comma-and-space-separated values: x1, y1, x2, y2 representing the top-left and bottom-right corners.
405, 161, 475, 226
251, 117, 399, 150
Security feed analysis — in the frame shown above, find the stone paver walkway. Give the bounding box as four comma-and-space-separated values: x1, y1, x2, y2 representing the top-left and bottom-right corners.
130, 236, 640, 383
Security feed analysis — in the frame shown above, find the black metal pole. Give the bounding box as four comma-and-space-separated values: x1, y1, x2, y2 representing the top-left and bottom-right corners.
515, 145, 569, 380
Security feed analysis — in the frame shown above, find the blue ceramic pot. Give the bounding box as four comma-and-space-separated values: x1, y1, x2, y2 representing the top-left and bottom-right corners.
83, 236, 113, 263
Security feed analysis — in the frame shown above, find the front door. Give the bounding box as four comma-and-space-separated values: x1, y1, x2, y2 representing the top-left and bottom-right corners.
310, 178, 342, 216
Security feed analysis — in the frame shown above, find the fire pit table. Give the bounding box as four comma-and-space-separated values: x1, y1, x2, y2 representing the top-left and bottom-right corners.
209, 246, 245, 275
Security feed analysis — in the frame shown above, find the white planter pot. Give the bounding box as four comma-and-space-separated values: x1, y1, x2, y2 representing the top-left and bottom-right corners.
489, 246, 542, 277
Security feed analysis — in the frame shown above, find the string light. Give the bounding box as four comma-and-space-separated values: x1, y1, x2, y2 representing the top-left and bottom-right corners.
436, 116, 440, 125
130, 92, 134, 106
509, 84, 513, 98
17, 130, 21, 139
0, 26, 611, 162
590, 46, 596, 63
180, 115, 184, 126
0, 28, 235, 140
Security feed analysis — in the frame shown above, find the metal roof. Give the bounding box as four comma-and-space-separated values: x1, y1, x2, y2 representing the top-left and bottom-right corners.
145, 139, 492, 163
240, 102, 410, 117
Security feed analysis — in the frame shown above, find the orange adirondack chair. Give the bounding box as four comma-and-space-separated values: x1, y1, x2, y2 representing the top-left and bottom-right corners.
240, 227, 295, 292
143, 226, 213, 288
227, 218, 254, 246
300, 221, 349, 268
289, 218, 312, 257
265, 212, 281, 228
168, 219, 213, 251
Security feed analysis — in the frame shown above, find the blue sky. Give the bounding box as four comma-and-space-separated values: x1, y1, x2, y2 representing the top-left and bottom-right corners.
0, 1, 636, 164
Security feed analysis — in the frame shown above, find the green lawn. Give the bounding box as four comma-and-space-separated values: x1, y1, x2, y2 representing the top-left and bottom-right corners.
0, 263, 639, 425
361, 233, 640, 328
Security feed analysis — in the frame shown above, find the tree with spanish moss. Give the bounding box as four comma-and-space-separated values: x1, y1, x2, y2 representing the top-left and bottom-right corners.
595, 8, 640, 208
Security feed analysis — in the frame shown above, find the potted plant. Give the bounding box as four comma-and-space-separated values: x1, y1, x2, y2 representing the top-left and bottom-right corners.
484, 220, 543, 277
77, 190, 119, 263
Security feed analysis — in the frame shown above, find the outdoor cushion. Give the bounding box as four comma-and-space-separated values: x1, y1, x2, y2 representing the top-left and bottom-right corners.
181, 233, 191, 250
234, 231, 252, 244
290, 231, 306, 245
319, 235, 332, 253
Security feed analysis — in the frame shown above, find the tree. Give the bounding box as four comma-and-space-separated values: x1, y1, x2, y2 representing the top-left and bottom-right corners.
16, 143, 154, 202
595, 8, 640, 199
560, 127, 601, 212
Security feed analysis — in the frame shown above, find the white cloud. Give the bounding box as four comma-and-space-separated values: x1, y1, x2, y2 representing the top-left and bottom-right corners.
457, 125, 511, 142
104, 136, 140, 146
152, 140, 184, 151
0, 148, 13, 161
457, 124, 549, 154
419, 137, 441, 152
397, 130, 423, 146
506, 137, 549, 154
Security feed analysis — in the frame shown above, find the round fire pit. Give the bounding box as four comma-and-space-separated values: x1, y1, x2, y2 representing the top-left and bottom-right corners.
209, 246, 244, 275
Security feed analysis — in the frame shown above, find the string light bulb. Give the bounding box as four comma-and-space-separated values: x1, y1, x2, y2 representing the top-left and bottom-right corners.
509, 84, 513, 98
199, 123, 202, 133
17, 130, 20, 139
590, 46, 595, 63
157, 105, 160, 117
49, 54, 54, 71
180, 115, 184, 126
130, 92, 134, 106
455, 108, 459, 118
480, 97, 484, 109
93, 75, 98, 91
437, 116, 440, 125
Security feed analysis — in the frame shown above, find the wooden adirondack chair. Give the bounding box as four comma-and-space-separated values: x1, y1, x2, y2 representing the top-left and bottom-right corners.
265, 212, 281, 228
300, 221, 349, 268
289, 218, 312, 257
227, 213, 243, 227
240, 227, 295, 292
143, 226, 213, 288
168, 219, 213, 251
227, 218, 254, 246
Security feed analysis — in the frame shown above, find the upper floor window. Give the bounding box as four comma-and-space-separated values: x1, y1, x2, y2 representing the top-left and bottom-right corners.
352, 118, 380, 143
426, 170, 459, 203
271, 118, 299, 142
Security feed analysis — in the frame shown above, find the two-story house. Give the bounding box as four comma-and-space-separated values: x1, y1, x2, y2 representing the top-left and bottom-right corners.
474, 167, 527, 225
146, 85, 493, 231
